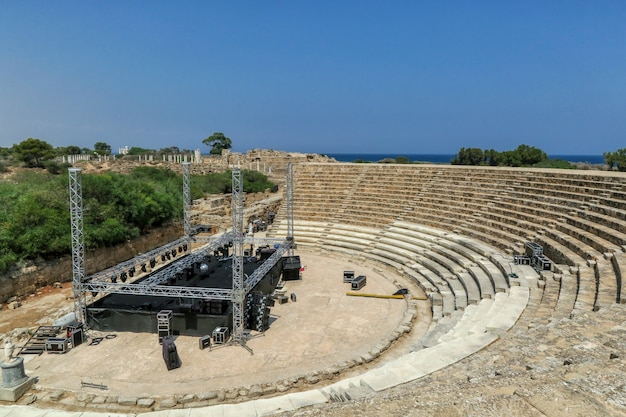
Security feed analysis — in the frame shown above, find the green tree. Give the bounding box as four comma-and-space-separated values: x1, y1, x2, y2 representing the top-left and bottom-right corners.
0, 147, 12, 158
160, 146, 180, 154
604, 148, 626, 172
55, 145, 82, 156
451, 147, 484, 165
484, 149, 500, 166
127, 147, 156, 155
94, 142, 112, 156
603, 151, 615, 170
12, 138, 55, 167
202, 132, 232, 155
514, 144, 547, 166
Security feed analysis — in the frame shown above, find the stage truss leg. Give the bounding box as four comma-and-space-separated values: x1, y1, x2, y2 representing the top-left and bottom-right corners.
230, 168, 249, 351
182, 162, 191, 240
286, 162, 295, 256
68, 168, 87, 323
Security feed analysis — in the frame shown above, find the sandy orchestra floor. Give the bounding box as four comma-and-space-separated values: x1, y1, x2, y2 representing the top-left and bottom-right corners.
2, 249, 429, 400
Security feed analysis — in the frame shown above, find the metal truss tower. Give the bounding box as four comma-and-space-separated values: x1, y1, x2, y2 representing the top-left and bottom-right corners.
74, 163, 290, 348
286, 162, 295, 256
68, 168, 87, 323
230, 168, 246, 344
182, 162, 191, 239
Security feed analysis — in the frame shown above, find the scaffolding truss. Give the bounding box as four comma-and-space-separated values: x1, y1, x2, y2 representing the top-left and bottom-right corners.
286, 162, 295, 256
69, 168, 87, 322
230, 168, 246, 343
182, 162, 192, 238
73, 163, 293, 347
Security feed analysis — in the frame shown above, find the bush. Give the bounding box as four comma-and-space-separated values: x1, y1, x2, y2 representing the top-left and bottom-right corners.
44, 160, 71, 175
532, 159, 576, 169
0, 166, 276, 271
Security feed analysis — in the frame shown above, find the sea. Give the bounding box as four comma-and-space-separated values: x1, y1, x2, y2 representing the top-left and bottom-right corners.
326, 153, 605, 165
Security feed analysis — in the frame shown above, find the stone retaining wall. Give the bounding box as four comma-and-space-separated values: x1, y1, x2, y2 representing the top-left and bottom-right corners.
0, 223, 182, 302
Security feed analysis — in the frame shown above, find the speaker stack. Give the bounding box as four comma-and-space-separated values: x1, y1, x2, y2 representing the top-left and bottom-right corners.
244, 293, 271, 332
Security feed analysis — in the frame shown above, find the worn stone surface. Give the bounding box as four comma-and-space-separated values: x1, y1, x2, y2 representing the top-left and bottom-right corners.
159, 397, 177, 408
117, 396, 137, 406
137, 398, 155, 408
178, 393, 196, 404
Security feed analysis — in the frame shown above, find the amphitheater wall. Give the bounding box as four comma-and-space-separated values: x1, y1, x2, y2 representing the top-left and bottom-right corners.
0, 223, 182, 303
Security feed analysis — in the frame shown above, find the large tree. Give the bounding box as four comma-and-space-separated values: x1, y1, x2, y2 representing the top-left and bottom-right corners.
94, 141, 112, 156
12, 138, 55, 167
202, 132, 232, 155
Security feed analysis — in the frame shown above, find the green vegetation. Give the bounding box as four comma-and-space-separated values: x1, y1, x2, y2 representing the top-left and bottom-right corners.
11, 138, 56, 167
451, 144, 574, 168
0, 166, 275, 272
603, 148, 626, 171
202, 132, 232, 155
93, 141, 112, 156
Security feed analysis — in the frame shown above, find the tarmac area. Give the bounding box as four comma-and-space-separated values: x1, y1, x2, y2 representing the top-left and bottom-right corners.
7, 249, 429, 403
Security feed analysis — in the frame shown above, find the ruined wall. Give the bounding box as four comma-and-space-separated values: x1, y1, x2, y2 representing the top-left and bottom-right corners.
75, 149, 335, 182
192, 190, 284, 232
0, 223, 182, 302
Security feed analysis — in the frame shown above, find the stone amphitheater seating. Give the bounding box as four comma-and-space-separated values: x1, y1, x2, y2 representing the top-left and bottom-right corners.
265, 162, 626, 402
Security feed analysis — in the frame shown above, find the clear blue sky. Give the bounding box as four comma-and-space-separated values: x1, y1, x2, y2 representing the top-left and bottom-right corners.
1, 1, 625, 155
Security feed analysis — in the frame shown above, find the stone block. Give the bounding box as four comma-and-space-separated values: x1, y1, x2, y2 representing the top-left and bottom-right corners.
159, 397, 177, 408
138, 398, 155, 408
305, 374, 320, 385
197, 390, 218, 401
118, 396, 138, 406
248, 384, 263, 397
178, 393, 196, 403
0, 377, 34, 402
262, 385, 277, 395
48, 390, 64, 401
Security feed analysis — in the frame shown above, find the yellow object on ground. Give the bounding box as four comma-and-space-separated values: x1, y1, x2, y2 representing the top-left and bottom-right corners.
346, 292, 427, 300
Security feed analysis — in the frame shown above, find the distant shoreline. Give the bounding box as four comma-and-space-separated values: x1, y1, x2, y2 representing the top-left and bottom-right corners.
327, 153, 605, 165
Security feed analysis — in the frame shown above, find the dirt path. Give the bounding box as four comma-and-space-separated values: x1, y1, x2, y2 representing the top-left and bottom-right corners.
0, 283, 73, 335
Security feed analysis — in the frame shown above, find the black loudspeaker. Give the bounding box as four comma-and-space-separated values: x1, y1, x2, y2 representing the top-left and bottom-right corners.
162, 336, 181, 370
71, 328, 84, 347
282, 256, 301, 281
283, 268, 300, 281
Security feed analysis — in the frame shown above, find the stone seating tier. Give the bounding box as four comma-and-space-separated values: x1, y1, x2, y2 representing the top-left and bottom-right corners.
281, 163, 626, 313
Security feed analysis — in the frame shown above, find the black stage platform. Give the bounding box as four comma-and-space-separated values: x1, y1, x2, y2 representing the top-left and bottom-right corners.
86, 253, 283, 336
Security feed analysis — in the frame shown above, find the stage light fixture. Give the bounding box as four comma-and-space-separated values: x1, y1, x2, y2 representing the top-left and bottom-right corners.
171, 249, 177, 257
166, 252, 171, 260
111, 275, 117, 283
128, 267, 135, 277
161, 254, 167, 262
141, 263, 147, 273
183, 244, 188, 252
150, 258, 156, 268
178, 246, 183, 253
120, 272, 128, 282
